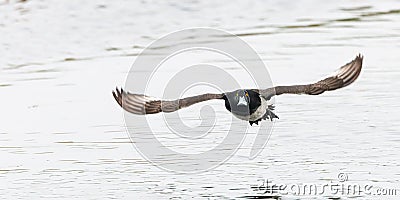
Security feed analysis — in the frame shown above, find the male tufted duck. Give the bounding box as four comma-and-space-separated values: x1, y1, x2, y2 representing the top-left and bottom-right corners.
113, 54, 363, 126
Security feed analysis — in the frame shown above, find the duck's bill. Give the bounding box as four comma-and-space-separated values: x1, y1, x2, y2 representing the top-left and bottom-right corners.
237, 96, 248, 106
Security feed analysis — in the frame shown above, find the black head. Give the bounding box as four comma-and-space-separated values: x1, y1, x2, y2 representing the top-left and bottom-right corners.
223, 89, 261, 116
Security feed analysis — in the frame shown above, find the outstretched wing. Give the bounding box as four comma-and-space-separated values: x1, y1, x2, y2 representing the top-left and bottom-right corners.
255, 54, 363, 100
112, 88, 224, 114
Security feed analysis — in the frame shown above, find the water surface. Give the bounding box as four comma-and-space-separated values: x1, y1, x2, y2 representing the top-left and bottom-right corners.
1, 0, 400, 199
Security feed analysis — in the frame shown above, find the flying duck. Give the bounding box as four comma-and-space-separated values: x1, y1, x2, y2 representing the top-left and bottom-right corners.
113, 54, 363, 126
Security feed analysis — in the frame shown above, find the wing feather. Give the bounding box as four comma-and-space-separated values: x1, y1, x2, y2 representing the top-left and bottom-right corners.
258, 54, 363, 100
112, 88, 224, 114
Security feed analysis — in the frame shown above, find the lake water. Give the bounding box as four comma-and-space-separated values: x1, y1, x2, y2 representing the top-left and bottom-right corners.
1, 0, 400, 199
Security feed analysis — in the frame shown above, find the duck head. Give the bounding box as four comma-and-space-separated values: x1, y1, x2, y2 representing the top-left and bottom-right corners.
223, 89, 252, 116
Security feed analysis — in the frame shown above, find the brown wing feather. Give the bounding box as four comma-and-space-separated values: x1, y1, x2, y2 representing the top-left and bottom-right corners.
112, 88, 224, 114
258, 54, 363, 100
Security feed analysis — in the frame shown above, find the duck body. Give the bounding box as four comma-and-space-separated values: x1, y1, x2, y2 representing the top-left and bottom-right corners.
223, 89, 279, 126
113, 55, 363, 126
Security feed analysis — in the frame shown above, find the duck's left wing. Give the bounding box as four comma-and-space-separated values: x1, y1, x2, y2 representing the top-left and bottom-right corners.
254, 54, 363, 100
112, 88, 224, 114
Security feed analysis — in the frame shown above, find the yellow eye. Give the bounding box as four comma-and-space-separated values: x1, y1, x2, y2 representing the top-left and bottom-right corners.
245, 92, 249, 97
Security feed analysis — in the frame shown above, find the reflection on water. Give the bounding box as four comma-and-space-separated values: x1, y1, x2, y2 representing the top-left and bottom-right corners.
1, 0, 400, 199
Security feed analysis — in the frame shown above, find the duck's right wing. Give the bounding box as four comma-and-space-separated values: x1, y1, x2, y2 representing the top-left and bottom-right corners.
112, 88, 224, 114
254, 54, 363, 100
